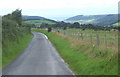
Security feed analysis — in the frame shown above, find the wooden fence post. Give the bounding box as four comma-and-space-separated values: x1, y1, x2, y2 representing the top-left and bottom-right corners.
115, 34, 118, 47
78, 32, 80, 40
63, 30, 66, 35
96, 33, 100, 47
105, 33, 107, 48
90, 33, 93, 44
81, 33, 83, 40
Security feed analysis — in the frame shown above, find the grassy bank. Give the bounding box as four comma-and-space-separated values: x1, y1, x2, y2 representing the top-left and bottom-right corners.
33, 29, 118, 75
2, 34, 33, 67
2, 9, 32, 68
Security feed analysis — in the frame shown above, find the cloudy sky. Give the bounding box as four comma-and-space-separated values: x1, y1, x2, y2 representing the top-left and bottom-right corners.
0, 0, 119, 20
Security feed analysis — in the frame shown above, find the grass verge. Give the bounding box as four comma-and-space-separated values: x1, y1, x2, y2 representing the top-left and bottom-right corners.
33, 29, 118, 75
2, 34, 33, 68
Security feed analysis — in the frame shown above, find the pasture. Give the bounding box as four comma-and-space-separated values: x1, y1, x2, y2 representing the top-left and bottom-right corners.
24, 20, 55, 25
53, 28, 118, 51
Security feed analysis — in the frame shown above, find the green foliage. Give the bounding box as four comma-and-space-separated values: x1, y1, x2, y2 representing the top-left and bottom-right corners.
3, 34, 32, 67
70, 22, 80, 28
38, 21, 118, 31
48, 27, 52, 32
2, 9, 31, 41
63, 27, 67, 30
11, 9, 22, 26
2, 9, 32, 67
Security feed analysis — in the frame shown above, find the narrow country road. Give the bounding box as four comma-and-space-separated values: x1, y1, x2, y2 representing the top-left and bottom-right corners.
2, 32, 74, 75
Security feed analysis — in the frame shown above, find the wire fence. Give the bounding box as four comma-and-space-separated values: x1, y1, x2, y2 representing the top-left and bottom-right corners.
53, 29, 118, 50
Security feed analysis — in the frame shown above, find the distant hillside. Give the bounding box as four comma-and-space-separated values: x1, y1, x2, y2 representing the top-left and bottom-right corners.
65, 14, 118, 26
22, 16, 46, 20
22, 16, 57, 25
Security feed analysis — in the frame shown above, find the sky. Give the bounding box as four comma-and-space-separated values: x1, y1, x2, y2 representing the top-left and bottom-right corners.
0, 0, 119, 20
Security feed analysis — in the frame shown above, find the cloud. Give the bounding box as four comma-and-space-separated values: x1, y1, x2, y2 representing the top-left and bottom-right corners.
0, 0, 118, 20
0, 0, 119, 9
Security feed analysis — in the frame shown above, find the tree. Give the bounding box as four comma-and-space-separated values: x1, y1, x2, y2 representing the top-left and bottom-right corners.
48, 27, 52, 32
70, 22, 80, 28
63, 27, 67, 30
11, 9, 22, 26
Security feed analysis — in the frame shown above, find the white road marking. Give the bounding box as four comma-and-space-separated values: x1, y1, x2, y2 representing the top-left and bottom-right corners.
38, 33, 48, 39
43, 34, 48, 39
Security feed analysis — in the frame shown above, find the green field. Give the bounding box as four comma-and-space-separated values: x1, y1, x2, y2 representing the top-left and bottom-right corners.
24, 20, 55, 25
113, 22, 120, 27
33, 29, 118, 75
2, 34, 33, 67
54, 28, 118, 51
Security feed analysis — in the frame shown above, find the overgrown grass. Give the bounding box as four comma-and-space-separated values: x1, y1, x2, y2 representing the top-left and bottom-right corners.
33, 29, 118, 75
55, 28, 118, 50
2, 34, 33, 68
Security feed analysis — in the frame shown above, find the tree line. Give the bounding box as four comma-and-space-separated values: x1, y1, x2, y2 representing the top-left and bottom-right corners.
33, 21, 119, 31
